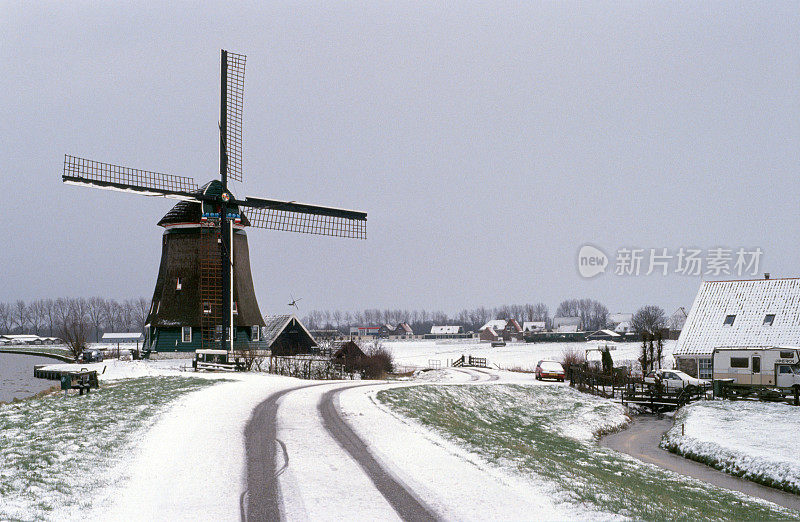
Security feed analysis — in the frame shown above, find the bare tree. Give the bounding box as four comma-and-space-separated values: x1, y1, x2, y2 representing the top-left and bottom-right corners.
43, 298, 56, 337
87, 297, 105, 342
0, 302, 12, 333
60, 299, 90, 361
632, 305, 666, 335
134, 297, 149, 332
13, 300, 29, 334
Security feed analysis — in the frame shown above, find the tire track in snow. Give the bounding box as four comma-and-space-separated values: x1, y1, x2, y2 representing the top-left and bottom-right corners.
318, 383, 439, 522
243, 382, 331, 521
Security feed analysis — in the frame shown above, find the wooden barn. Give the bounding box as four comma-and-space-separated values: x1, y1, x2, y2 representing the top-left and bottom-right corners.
263, 314, 317, 356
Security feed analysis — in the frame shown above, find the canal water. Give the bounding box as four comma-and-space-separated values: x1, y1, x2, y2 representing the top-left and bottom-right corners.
0, 353, 61, 403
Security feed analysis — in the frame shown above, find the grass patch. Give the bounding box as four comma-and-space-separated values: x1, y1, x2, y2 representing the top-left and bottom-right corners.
378, 384, 798, 521
0, 376, 220, 521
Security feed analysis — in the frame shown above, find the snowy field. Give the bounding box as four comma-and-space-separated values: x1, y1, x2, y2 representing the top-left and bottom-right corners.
376, 383, 796, 520
0, 376, 217, 520
4, 354, 796, 521
0, 359, 306, 521
385, 339, 677, 371
663, 400, 800, 494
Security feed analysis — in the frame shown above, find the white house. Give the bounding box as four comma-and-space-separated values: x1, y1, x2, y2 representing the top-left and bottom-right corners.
552, 316, 581, 331
674, 277, 800, 378
430, 325, 462, 335
522, 321, 546, 333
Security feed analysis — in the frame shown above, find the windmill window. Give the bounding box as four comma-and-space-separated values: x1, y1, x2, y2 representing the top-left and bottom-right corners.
203, 301, 211, 314
251, 325, 260, 341
763, 314, 776, 326
232, 302, 238, 315
182, 326, 191, 343
176, 277, 182, 291
723, 314, 736, 326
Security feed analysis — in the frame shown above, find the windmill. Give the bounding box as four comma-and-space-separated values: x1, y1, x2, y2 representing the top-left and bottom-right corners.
63, 50, 367, 355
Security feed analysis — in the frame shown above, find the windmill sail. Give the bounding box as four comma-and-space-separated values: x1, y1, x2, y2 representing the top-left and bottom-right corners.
63, 154, 199, 200
224, 51, 246, 182
240, 196, 367, 239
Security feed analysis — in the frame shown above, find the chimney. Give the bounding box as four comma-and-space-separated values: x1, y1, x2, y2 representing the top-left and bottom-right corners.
764, 273, 770, 280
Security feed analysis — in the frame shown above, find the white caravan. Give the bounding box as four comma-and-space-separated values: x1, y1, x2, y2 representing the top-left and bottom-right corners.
712, 346, 800, 388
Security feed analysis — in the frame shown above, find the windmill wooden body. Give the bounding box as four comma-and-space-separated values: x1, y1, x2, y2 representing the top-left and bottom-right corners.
63, 50, 367, 355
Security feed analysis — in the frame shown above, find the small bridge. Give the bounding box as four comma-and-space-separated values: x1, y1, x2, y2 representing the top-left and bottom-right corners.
452, 355, 487, 368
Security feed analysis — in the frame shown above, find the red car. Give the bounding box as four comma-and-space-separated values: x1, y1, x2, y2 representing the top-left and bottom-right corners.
535, 360, 565, 381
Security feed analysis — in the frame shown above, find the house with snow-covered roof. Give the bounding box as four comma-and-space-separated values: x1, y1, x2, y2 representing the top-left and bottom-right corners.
522, 321, 546, 333
479, 319, 523, 342
431, 325, 462, 335
262, 314, 317, 356
674, 276, 800, 378
552, 316, 581, 332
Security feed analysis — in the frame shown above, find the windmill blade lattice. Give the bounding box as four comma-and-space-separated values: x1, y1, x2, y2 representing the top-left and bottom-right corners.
224, 51, 246, 182
63, 154, 199, 200
241, 197, 367, 239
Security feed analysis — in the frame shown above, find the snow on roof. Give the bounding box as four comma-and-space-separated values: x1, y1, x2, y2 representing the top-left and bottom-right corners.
588, 329, 620, 337
396, 323, 414, 334
675, 278, 800, 357
553, 316, 581, 328
262, 314, 317, 347
479, 319, 508, 332
556, 325, 579, 333
102, 332, 144, 340
613, 321, 632, 333
608, 313, 633, 325
522, 321, 545, 331
431, 325, 462, 334
1, 334, 42, 341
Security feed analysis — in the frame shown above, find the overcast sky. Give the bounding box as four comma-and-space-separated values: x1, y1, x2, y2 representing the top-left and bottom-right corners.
2, 1, 799, 318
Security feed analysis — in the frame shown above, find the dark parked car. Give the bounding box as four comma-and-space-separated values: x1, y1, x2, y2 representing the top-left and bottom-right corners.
80, 349, 104, 363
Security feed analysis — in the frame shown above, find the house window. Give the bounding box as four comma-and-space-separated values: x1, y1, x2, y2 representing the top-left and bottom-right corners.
730, 357, 749, 369
698, 358, 712, 380
251, 325, 260, 341
203, 301, 211, 314
232, 301, 238, 315
176, 277, 182, 290
723, 314, 736, 326
182, 326, 192, 343
763, 314, 776, 326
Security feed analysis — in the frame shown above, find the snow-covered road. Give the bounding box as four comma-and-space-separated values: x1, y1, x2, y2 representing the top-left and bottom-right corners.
242, 367, 572, 521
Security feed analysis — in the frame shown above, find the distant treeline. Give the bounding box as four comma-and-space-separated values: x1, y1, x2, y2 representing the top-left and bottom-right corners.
0, 297, 149, 341
302, 299, 614, 334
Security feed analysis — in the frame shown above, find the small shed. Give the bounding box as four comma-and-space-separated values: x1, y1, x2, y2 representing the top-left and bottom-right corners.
333, 340, 366, 360
586, 329, 621, 341
263, 314, 317, 356
102, 332, 144, 351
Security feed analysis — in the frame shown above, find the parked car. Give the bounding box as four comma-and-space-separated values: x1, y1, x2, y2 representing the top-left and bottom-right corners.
535, 360, 565, 381
644, 369, 708, 390
79, 349, 104, 363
